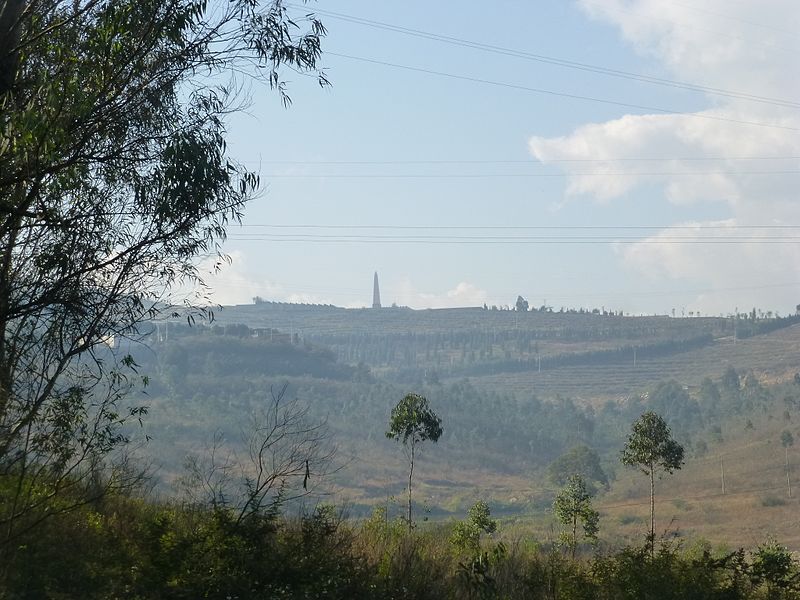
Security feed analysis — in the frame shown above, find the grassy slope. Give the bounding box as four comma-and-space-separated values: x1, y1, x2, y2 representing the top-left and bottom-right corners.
593, 404, 800, 550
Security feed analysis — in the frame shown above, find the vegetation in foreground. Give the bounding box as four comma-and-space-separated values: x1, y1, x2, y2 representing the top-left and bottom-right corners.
2, 485, 800, 599
2, 396, 800, 599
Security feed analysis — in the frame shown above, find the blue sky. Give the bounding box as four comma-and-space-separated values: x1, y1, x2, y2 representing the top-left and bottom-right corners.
199, 0, 800, 317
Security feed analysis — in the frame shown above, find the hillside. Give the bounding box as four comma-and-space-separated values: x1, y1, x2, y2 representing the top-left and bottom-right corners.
470, 323, 800, 401
158, 302, 800, 407
136, 305, 800, 546
595, 395, 800, 549
195, 301, 799, 400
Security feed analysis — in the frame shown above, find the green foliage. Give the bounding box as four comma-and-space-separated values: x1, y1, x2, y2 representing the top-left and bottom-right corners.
548, 445, 609, 492
386, 393, 443, 445
386, 393, 443, 529
647, 380, 702, 438
450, 500, 497, 555
621, 411, 685, 547
0, 0, 328, 545
761, 495, 787, 507
553, 475, 599, 558
750, 538, 798, 596
621, 412, 685, 477
4, 479, 800, 599
781, 430, 794, 448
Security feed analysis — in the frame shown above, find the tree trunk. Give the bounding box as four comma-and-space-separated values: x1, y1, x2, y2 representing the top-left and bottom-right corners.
407, 437, 415, 531
572, 513, 578, 559
0, 0, 25, 96
649, 464, 655, 555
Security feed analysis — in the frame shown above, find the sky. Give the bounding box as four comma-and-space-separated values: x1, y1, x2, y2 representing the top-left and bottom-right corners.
198, 0, 800, 317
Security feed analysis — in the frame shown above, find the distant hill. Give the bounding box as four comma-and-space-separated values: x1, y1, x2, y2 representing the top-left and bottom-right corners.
135, 301, 800, 548
195, 301, 800, 400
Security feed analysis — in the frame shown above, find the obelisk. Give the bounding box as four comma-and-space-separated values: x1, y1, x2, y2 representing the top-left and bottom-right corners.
372, 272, 381, 308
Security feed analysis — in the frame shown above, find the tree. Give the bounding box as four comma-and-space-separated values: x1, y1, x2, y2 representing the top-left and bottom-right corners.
553, 474, 599, 558
620, 411, 684, 550
450, 500, 497, 555
181, 384, 334, 524
547, 445, 609, 494
782, 430, 794, 498
722, 366, 741, 393
386, 393, 442, 530
515, 295, 529, 312
0, 0, 327, 548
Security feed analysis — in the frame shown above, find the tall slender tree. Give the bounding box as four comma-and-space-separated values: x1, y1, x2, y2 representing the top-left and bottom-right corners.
386, 393, 442, 530
620, 411, 684, 551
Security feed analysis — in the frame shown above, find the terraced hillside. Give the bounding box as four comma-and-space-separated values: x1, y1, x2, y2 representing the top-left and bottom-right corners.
468, 324, 800, 401
201, 301, 798, 398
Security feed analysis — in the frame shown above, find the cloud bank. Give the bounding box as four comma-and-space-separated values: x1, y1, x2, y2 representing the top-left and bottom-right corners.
530, 0, 800, 314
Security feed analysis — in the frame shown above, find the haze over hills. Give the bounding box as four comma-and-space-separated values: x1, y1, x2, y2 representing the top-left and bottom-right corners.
138, 299, 800, 547
203, 300, 800, 400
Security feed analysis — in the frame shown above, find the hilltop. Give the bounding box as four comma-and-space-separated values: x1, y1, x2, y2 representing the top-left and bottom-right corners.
202, 301, 800, 401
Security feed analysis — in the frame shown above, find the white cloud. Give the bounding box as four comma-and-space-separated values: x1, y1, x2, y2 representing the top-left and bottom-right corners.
392, 278, 490, 309
529, 0, 800, 312
190, 251, 288, 306
187, 255, 492, 310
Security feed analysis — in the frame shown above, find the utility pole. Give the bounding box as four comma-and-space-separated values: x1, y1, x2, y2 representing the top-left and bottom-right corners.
787, 446, 792, 498
720, 457, 725, 495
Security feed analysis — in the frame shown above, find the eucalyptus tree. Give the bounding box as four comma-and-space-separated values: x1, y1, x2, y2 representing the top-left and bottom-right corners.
386, 393, 442, 530
553, 474, 599, 558
621, 411, 684, 550
0, 0, 327, 546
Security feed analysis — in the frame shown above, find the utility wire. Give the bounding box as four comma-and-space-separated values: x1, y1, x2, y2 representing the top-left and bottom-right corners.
240, 225, 800, 230
327, 52, 800, 133
254, 156, 800, 165
263, 169, 800, 179
300, 6, 800, 110
226, 235, 800, 245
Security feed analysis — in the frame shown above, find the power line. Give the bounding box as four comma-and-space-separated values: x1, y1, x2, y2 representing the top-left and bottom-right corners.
300, 5, 800, 110
263, 169, 800, 179
202, 278, 800, 300
228, 223, 800, 245
327, 52, 800, 133
253, 156, 800, 165
226, 235, 800, 245
240, 224, 800, 230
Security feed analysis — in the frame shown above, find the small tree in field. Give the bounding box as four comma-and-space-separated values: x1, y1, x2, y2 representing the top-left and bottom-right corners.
553, 474, 599, 558
386, 393, 442, 530
620, 411, 684, 550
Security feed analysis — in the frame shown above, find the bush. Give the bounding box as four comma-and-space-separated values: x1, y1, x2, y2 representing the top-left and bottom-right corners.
761, 495, 787, 507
